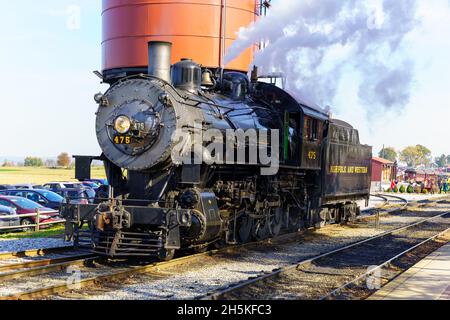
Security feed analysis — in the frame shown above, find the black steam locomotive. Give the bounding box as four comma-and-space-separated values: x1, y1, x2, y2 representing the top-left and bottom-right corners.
62, 41, 372, 260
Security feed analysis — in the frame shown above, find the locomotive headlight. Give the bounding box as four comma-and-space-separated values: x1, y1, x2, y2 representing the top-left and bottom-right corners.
114, 115, 131, 134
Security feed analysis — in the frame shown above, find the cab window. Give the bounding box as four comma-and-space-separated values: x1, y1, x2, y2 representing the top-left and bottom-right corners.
284, 112, 301, 162
304, 117, 322, 143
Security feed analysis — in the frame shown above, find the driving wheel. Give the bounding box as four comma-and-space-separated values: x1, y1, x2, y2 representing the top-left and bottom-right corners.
287, 206, 302, 232
253, 216, 271, 240
269, 207, 283, 237
236, 214, 254, 244
158, 248, 175, 261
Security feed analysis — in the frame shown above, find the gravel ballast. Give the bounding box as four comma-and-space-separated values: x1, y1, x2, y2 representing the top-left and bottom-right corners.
0, 238, 70, 254
48, 202, 450, 300
0, 194, 447, 300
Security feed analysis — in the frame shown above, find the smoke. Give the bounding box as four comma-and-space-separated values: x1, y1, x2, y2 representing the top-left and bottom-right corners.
225, 0, 419, 111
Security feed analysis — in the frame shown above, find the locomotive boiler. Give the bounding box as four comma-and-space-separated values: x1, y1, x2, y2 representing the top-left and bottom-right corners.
62, 1, 372, 260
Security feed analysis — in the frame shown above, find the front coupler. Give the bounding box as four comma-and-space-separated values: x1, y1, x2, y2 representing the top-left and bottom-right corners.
61, 201, 192, 257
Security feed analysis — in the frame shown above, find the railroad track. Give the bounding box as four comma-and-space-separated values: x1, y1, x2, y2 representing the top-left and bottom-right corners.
0, 252, 97, 281
0, 246, 97, 290
0, 246, 74, 261
0, 230, 306, 300
365, 194, 409, 214
1, 195, 447, 300
0, 247, 243, 300
369, 193, 449, 212
201, 209, 450, 300
362, 194, 449, 220
377, 194, 409, 210
320, 228, 449, 300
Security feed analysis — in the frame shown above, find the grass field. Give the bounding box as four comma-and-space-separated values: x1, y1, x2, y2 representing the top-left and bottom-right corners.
0, 224, 65, 239
0, 167, 106, 185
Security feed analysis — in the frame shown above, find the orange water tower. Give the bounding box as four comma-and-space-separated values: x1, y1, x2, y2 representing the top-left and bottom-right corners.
102, 0, 259, 80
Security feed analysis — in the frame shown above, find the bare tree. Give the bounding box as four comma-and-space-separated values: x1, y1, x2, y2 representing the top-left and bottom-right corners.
57, 153, 71, 168
1, 160, 15, 167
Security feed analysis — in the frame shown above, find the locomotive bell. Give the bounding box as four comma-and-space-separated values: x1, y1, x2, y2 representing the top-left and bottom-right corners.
201, 70, 214, 87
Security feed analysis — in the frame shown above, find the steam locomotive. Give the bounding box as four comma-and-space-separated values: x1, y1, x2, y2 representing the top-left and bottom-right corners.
62, 41, 372, 260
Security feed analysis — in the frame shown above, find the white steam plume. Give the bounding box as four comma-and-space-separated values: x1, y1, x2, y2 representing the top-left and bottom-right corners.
225, 0, 418, 111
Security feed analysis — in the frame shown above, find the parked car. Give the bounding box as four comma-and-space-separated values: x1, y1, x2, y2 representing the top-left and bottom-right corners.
55, 188, 92, 205
80, 181, 100, 190
80, 178, 108, 186
43, 182, 88, 192
83, 188, 96, 203
0, 189, 64, 210
10, 184, 44, 190
0, 205, 20, 232
0, 196, 60, 230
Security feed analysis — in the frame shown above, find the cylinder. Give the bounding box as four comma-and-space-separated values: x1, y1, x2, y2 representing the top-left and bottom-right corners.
148, 41, 172, 82
102, 0, 258, 76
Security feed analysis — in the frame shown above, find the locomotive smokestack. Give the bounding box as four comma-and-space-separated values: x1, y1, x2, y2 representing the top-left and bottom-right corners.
148, 41, 172, 83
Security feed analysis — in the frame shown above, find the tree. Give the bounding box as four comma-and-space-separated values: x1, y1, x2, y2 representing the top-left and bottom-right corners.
1, 160, 15, 167
435, 154, 448, 168
400, 146, 417, 167
45, 159, 57, 168
57, 153, 71, 167
24, 157, 44, 167
415, 144, 432, 166
400, 145, 432, 167
378, 147, 397, 162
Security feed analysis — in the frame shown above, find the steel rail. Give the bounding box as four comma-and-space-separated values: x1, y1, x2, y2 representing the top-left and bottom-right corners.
0, 252, 96, 275
380, 193, 408, 204
0, 246, 74, 261
319, 227, 450, 300
368, 193, 409, 213
201, 210, 450, 300
379, 194, 409, 213
357, 194, 406, 228
0, 249, 224, 300
368, 194, 389, 208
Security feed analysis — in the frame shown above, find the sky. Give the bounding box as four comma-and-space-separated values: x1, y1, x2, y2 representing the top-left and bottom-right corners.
331, 0, 450, 158
0, 0, 449, 161
0, 1, 105, 160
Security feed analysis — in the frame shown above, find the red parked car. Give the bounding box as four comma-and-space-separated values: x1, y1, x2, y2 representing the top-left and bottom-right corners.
0, 195, 60, 230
